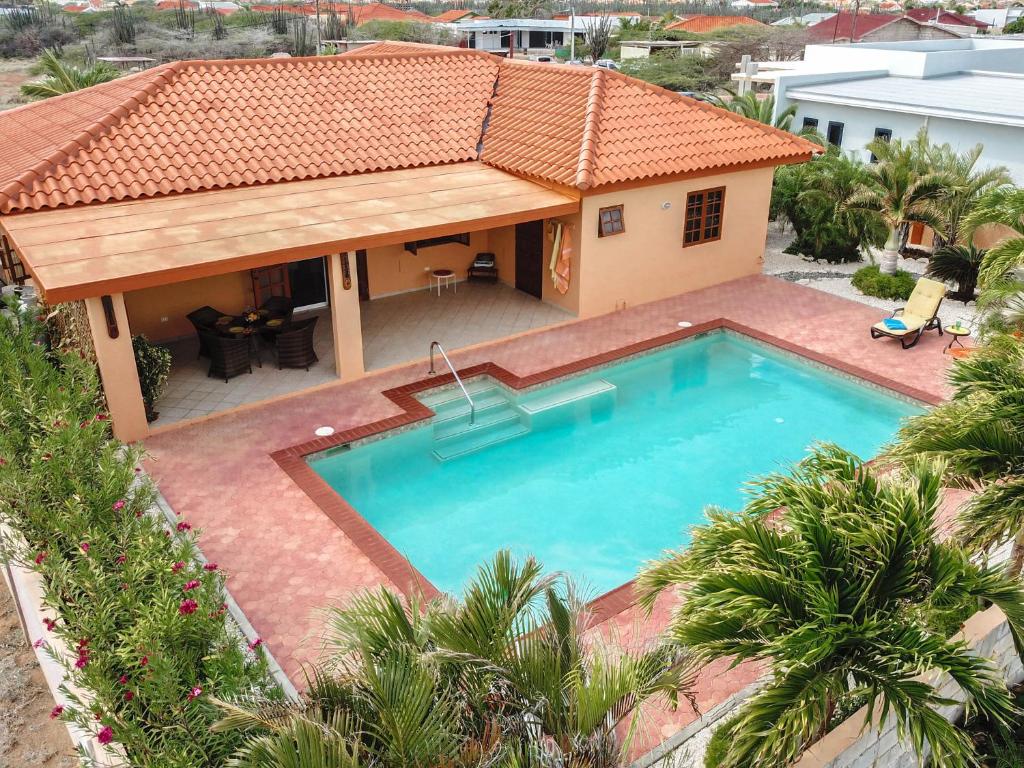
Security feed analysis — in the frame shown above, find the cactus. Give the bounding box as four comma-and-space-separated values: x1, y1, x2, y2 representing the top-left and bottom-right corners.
111, 4, 136, 46
209, 8, 227, 40
174, 0, 195, 38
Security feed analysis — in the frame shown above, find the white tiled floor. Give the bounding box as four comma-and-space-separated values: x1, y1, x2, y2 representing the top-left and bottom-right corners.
153, 282, 572, 427
154, 308, 336, 426
361, 282, 572, 370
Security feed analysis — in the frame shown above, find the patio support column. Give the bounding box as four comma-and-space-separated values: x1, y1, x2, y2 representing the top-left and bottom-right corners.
83, 293, 149, 443
327, 252, 365, 382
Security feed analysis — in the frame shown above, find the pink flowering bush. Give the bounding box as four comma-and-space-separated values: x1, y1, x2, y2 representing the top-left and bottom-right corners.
0, 304, 278, 766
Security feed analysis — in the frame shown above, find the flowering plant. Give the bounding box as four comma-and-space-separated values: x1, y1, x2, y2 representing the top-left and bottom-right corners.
0, 302, 279, 766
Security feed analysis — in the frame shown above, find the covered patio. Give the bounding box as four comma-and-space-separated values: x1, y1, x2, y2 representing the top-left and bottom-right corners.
2, 163, 579, 440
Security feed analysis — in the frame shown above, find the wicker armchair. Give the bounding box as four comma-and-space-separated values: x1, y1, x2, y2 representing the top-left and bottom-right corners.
201, 330, 253, 382
260, 295, 294, 322
275, 316, 319, 370
187, 305, 228, 359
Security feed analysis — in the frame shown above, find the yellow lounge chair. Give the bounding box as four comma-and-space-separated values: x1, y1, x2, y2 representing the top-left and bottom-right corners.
870, 276, 946, 349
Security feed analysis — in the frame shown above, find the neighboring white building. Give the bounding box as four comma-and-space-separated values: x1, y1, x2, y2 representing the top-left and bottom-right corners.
731, 0, 779, 8
769, 38, 1024, 182
455, 17, 621, 54
620, 40, 704, 59
970, 7, 1024, 32
772, 12, 836, 26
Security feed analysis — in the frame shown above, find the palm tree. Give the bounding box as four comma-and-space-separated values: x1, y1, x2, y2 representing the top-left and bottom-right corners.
637, 444, 1024, 768
216, 552, 693, 768
924, 142, 1009, 249
964, 186, 1024, 289
890, 335, 1024, 577
709, 91, 797, 131
20, 49, 119, 101
846, 135, 950, 275
926, 244, 985, 302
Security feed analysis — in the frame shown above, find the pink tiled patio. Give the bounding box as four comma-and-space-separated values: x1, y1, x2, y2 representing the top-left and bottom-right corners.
142, 274, 959, 756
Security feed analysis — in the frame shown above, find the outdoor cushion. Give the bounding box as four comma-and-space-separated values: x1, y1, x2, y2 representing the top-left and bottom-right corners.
872, 313, 928, 336
904, 277, 945, 320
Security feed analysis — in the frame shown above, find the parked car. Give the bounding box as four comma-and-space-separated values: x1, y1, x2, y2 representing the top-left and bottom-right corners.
533, 55, 555, 63
565, 59, 585, 66
594, 59, 619, 70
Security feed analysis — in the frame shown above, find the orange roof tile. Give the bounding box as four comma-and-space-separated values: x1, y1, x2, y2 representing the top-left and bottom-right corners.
482, 60, 814, 189
433, 8, 478, 22
665, 14, 765, 32
0, 45, 816, 214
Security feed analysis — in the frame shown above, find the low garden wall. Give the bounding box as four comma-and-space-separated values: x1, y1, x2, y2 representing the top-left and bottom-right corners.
793, 605, 1024, 768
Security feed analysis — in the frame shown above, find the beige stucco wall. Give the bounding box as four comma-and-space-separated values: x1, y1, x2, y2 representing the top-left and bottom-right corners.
363, 230, 490, 297
575, 166, 774, 317
125, 271, 253, 342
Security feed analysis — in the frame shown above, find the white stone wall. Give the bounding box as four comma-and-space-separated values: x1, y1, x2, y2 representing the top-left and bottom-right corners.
794, 606, 1024, 768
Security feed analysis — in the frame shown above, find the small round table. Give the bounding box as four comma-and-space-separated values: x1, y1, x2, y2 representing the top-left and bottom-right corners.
430, 268, 456, 296
943, 325, 971, 354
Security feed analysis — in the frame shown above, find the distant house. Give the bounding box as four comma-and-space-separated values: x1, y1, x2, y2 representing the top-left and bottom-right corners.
772, 12, 836, 27
805, 12, 965, 43
971, 7, 1024, 32
730, 0, 779, 9
455, 18, 595, 53
665, 15, 765, 33
620, 39, 705, 59
433, 9, 485, 24
245, 2, 431, 24
772, 38, 1024, 182
903, 7, 989, 34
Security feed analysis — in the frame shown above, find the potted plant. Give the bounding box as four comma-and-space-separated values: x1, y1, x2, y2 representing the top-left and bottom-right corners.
132, 334, 171, 422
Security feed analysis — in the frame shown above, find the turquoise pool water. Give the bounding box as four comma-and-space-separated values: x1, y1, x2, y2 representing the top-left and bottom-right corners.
311, 332, 920, 596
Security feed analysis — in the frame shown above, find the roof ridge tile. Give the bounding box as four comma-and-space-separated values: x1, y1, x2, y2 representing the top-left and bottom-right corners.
575, 68, 606, 190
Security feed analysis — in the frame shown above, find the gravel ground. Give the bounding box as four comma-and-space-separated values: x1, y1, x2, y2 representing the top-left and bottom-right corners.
762, 223, 980, 328
0, 579, 78, 768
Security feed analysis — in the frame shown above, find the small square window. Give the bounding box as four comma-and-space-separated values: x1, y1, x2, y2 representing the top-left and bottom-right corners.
683, 187, 725, 247
802, 117, 819, 131
870, 128, 892, 163
598, 205, 625, 237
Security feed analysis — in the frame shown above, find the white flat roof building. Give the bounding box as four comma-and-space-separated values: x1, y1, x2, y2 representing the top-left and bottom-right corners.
769, 38, 1024, 181
455, 16, 621, 53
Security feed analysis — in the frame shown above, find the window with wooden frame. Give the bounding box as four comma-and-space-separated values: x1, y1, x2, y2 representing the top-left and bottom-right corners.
683, 187, 725, 247
598, 205, 625, 237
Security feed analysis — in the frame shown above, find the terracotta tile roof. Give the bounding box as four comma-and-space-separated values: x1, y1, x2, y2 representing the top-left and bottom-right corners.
0, 45, 816, 213
806, 12, 902, 40
433, 9, 479, 22
246, 2, 430, 23
665, 14, 764, 32
482, 60, 816, 189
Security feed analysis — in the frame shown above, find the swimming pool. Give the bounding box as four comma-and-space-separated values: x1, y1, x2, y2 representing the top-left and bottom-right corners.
310, 331, 920, 597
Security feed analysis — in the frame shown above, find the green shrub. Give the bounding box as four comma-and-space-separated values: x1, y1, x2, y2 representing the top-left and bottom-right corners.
851, 265, 917, 301
703, 719, 734, 767
0, 301, 278, 766
132, 334, 171, 420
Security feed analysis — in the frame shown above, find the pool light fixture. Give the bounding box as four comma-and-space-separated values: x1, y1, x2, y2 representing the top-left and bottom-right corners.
314, 426, 335, 437
677, 321, 692, 328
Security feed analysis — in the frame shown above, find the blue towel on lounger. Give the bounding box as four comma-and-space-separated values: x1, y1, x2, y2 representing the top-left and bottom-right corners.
883, 318, 907, 331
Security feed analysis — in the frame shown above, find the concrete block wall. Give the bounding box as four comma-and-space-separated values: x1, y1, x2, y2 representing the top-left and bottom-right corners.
793, 606, 1024, 768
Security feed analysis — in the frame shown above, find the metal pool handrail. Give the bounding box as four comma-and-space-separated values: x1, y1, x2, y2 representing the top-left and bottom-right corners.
428, 341, 475, 425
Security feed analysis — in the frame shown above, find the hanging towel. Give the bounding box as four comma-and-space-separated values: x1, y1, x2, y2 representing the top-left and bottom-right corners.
549, 222, 563, 285
554, 224, 572, 296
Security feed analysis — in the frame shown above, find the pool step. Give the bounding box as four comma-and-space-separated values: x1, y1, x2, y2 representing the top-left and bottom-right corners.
416, 378, 500, 411
433, 402, 522, 441
429, 388, 512, 427
518, 378, 617, 428
432, 417, 531, 461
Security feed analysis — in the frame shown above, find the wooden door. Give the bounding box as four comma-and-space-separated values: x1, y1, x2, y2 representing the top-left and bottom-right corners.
251, 265, 290, 306
514, 220, 544, 299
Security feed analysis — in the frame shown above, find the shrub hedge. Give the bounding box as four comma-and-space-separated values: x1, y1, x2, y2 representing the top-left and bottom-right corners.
0, 300, 278, 767
851, 265, 917, 301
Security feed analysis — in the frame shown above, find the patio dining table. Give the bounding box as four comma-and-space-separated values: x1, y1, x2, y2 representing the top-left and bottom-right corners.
211, 312, 293, 366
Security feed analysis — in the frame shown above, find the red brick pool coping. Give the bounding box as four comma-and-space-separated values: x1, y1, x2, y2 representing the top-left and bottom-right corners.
270, 316, 939, 624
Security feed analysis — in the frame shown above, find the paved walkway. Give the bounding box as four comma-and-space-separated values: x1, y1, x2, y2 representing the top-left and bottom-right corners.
143, 275, 957, 756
